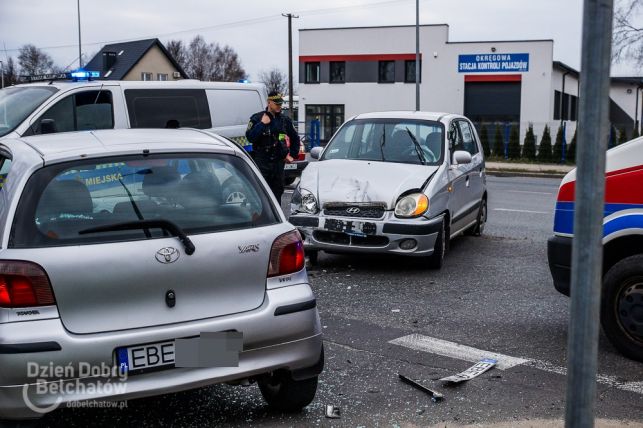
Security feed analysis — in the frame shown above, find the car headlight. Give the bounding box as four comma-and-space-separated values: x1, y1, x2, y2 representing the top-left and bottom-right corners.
291, 187, 319, 214
395, 193, 429, 218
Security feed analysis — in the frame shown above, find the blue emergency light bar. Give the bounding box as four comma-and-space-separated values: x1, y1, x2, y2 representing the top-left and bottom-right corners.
20, 69, 101, 83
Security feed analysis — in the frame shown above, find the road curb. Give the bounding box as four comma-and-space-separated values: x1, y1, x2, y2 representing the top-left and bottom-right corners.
487, 169, 567, 179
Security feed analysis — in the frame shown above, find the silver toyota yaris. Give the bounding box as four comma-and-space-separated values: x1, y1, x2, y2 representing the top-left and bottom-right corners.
290, 111, 487, 268
0, 129, 322, 421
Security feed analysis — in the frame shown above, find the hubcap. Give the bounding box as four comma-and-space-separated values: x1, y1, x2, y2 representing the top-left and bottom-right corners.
617, 279, 643, 341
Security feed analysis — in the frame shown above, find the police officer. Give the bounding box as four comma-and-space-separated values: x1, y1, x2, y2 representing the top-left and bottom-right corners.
246, 92, 300, 201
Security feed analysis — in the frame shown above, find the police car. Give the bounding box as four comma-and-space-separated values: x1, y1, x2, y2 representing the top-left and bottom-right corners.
548, 135, 643, 361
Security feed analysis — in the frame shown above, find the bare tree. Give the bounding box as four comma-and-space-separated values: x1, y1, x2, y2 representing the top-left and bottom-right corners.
177, 35, 246, 82
258, 68, 287, 94
613, 0, 643, 67
17, 44, 55, 75
165, 39, 188, 74
2, 57, 19, 86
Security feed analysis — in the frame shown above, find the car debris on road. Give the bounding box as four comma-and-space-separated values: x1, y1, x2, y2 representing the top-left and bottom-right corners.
439, 358, 497, 384
325, 405, 341, 419
398, 374, 444, 402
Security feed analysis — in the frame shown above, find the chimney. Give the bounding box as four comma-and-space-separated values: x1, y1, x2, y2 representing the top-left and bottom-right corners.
102, 52, 117, 71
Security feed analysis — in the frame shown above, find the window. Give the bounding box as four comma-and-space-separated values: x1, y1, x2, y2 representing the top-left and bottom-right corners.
157, 73, 168, 81
305, 62, 320, 83
378, 61, 395, 83
322, 118, 444, 165
31, 90, 114, 135
0, 154, 12, 196
11, 153, 279, 248
330, 61, 345, 83
562, 93, 570, 120
141, 72, 153, 81
125, 89, 212, 129
554, 90, 561, 120
570, 95, 578, 121
207, 89, 263, 127
454, 120, 479, 155
0, 86, 58, 138
405, 60, 421, 83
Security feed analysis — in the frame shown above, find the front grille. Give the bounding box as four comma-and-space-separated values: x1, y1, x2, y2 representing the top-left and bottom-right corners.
313, 231, 389, 247
323, 205, 385, 219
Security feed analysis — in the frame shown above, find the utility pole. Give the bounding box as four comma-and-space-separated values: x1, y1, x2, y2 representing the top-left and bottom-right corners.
565, 0, 613, 427
282, 13, 299, 121
415, 0, 420, 111
77, 0, 83, 68
0, 61, 4, 89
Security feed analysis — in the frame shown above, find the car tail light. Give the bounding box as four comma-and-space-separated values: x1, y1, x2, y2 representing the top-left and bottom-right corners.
268, 230, 305, 277
297, 144, 306, 161
0, 261, 55, 308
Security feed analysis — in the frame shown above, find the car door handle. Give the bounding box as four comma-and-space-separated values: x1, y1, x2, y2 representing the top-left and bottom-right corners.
465, 176, 470, 187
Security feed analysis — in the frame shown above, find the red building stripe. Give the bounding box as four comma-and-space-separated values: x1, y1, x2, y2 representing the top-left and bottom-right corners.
299, 54, 420, 62
464, 74, 522, 82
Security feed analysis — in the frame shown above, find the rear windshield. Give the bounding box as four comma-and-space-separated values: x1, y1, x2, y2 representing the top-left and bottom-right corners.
10, 153, 279, 248
0, 86, 58, 137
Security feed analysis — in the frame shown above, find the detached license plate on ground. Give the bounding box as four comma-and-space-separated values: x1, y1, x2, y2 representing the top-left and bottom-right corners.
284, 163, 297, 170
116, 340, 175, 373
325, 218, 376, 236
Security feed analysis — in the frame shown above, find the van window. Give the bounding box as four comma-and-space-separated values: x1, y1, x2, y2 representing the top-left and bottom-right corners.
207, 89, 263, 127
30, 90, 114, 135
11, 153, 278, 248
0, 86, 58, 137
125, 89, 211, 129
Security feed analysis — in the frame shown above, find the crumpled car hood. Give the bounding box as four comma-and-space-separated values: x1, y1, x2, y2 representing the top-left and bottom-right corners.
299, 159, 439, 209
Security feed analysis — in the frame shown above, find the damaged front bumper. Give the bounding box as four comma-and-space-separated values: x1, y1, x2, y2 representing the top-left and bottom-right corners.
289, 212, 443, 256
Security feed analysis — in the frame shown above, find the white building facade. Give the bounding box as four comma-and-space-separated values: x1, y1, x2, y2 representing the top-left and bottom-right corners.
298, 25, 642, 147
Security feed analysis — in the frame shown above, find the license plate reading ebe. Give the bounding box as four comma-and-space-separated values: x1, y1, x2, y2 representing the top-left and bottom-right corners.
117, 340, 174, 373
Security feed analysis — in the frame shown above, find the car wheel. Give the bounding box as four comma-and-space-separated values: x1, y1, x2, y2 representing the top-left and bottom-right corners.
427, 218, 446, 269
467, 198, 487, 236
258, 372, 318, 412
600, 254, 643, 362
284, 176, 297, 186
307, 250, 319, 266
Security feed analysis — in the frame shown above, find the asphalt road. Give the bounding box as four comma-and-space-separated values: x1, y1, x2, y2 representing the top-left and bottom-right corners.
39, 175, 643, 428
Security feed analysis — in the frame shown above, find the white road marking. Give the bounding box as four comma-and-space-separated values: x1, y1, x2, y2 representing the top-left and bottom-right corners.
507, 190, 554, 195
494, 208, 549, 214
389, 334, 528, 370
389, 334, 643, 396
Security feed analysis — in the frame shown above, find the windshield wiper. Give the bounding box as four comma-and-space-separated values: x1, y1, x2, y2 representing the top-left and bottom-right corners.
79, 219, 196, 255
117, 169, 152, 237
405, 127, 427, 165
379, 125, 387, 161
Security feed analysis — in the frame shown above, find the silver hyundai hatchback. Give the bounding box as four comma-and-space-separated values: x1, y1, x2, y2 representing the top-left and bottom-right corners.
0, 129, 322, 420
290, 111, 487, 268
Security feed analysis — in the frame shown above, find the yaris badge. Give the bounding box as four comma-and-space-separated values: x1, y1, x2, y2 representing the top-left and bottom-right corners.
346, 207, 361, 214
156, 247, 180, 264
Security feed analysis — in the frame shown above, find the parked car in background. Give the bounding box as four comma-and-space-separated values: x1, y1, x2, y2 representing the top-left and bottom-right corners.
0, 75, 306, 181
289, 111, 487, 268
0, 129, 323, 421
548, 135, 643, 362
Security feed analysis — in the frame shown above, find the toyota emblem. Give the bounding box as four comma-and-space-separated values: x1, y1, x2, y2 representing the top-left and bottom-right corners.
155, 247, 180, 264
346, 207, 361, 214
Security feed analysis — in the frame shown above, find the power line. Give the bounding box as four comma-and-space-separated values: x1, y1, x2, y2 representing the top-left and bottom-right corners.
3, 0, 414, 53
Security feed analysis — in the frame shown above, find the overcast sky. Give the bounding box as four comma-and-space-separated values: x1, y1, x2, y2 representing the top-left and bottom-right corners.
1, 0, 641, 79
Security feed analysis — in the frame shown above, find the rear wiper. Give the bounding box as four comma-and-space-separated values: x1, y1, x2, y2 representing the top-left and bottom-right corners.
405, 127, 426, 165
379, 125, 387, 161
79, 219, 196, 255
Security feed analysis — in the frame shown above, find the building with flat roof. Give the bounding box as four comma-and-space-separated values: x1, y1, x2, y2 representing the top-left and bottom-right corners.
298, 25, 642, 146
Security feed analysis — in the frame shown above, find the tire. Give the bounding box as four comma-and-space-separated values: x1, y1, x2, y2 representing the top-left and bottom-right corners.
307, 250, 319, 266
427, 218, 446, 269
600, 254, 643, 362
258, 373, 318, 412
466, 197, 487, 236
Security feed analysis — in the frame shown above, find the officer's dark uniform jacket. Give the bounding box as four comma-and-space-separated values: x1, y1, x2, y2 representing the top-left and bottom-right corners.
245, 109, 300, 199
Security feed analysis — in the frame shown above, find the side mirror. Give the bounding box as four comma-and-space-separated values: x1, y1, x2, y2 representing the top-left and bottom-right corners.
453, 150, 472, 165
310, 146, 323, 160
39, 119, 57, 134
